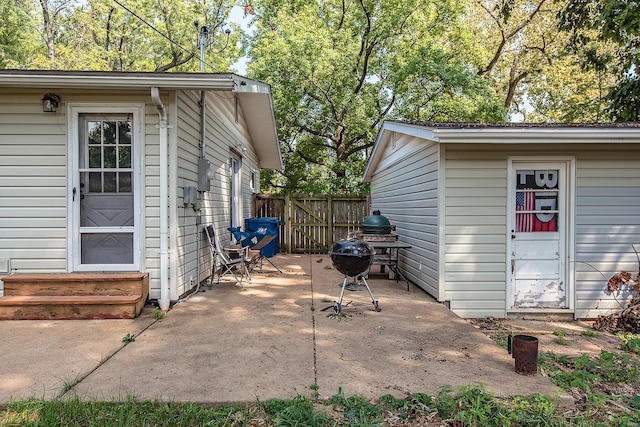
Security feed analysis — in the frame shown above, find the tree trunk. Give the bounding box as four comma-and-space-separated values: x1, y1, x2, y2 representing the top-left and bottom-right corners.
39, 0, 56, 68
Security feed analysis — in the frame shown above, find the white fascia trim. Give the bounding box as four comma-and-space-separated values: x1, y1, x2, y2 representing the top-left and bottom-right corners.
0, 72, 236, 90
363, 121, 440, 181
432, 128, 640, 143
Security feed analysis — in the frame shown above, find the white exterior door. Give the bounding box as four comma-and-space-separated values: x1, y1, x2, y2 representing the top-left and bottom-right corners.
509, 161, 570, 310
229, 152, 242, 229
68, 105, 143, 271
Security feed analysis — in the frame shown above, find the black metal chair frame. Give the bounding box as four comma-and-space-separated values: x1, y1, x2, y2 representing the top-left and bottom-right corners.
205, 225, 250, 290
246, 234, 282, 273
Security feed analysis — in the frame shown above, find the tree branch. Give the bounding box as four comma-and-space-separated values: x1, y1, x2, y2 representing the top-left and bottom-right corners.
477, 0, 547, 76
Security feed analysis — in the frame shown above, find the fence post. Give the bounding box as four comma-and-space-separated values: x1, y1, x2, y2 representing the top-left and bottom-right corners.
284, 193, 291, 254
327, 195, 333, 246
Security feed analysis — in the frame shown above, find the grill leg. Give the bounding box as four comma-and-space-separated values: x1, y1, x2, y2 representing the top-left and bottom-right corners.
361, 276, 381, 312
334, 276, 349, 313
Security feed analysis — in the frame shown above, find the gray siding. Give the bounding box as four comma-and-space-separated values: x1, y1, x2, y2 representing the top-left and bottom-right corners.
369, 134, 440, 297
443, 147, 508, 318
0, 90, 68, 280
174, 90, 202, 298
175, 90, 260, 298
574, 147, 640, 318
0, 90, 159, 293
143, 101, 160, 298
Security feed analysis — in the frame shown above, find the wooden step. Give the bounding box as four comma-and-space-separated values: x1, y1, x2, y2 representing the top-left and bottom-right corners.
0, 272, 149, 320
0, 295, 145, 320
2, 272, 149, 297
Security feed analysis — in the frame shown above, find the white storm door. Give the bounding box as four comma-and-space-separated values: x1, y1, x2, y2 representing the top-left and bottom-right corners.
509, 163, 568, 309
70, 107, 142, 271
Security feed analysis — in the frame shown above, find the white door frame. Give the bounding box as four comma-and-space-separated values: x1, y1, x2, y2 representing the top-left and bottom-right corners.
67, 103, 145, 272
229, 151, 242, 229
506, 156, 576, 313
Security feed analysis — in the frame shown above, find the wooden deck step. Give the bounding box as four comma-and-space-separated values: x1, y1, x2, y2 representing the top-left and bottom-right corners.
0, 295, 145, 320
2, 272, 149, 297
0, 272, 149, 320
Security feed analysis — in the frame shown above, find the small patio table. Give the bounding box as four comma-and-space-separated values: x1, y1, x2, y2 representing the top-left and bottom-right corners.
368, 241, 412, 291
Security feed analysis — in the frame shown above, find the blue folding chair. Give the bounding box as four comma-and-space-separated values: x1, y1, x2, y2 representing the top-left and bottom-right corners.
229, 226, 281, 273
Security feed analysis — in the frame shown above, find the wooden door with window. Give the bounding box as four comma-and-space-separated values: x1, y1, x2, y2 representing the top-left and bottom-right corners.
510, 162, 568, 309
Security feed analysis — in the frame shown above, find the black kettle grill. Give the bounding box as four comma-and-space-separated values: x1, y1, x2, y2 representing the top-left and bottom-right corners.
327, 239, 380, 313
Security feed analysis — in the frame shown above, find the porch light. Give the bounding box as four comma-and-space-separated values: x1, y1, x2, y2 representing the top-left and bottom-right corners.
41, 93, 60, 113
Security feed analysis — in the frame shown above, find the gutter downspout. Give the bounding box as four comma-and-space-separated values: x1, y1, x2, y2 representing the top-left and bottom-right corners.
151, 87, 170, 311
197, 90, 206, 286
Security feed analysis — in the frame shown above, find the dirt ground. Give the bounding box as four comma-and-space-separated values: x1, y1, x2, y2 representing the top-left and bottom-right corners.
469, 316, 624, 358
468, 315, 640, 401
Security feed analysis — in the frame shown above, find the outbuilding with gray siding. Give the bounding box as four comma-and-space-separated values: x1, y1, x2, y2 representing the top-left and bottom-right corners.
363, 121, 640, 319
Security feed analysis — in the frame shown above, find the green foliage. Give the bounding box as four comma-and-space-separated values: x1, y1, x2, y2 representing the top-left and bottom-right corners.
152, 307, 164, 320
248, 0, 505, 194
3, 386, 640, 426
262, 395, 329, 426
508, 393, 558, 425
122, 333, 136, 344
378, 392, 436, 423
553, 329, 567, 337
5, 0, 242, 72
618, 333, 640, 354
0, 0, 38, 68
608, 77, 640, 121
436, 385, 511, 426
540, 349, 640, 391
558, 0, 640, 121
553, 329, 570, 345
328, 388, 383, 426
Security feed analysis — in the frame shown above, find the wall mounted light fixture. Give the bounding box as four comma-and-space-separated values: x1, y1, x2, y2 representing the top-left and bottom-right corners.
42, 93, 60, 113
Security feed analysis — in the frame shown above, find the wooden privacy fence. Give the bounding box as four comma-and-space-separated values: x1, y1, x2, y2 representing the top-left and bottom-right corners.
252, 194, 370, 253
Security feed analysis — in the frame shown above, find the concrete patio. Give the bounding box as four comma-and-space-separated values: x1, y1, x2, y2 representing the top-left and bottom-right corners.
0, 254, 566, 404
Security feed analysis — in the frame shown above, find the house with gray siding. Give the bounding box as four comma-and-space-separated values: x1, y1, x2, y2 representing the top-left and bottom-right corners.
0, 70, 282, 315
363, 121, 640, 319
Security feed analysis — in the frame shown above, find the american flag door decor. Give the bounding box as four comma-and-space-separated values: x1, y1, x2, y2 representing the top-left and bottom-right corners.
515, 170, 559, 233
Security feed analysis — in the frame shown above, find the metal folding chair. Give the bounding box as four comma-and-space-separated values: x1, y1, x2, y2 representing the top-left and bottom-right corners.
247, 234, 282, 273
205, 225, 250, 290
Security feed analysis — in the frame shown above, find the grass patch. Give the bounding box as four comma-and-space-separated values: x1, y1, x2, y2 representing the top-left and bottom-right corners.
617, 333, 640, 354
3, 384, 640, 426
553, 329, 570, 345
581, 329, 599, 338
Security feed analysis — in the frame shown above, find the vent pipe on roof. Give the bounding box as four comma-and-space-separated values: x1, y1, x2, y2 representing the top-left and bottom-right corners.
152, 87, 170, 311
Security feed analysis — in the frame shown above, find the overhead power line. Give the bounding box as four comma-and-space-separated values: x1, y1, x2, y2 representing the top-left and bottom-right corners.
111, 0, 216, 71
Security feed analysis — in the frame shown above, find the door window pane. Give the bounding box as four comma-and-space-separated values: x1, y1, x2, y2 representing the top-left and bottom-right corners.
88, 146, 101, 168
103, 121, 117, 144
119, 122, 132, 145
87, 121, 101, 144
104, 172, 117, 192
515, 170, 559, 232
104, 146, 116, 168
88, 172, 102, 192
81, 233, 133, 264
119, 172, 132, 192
119, 146, 131, 168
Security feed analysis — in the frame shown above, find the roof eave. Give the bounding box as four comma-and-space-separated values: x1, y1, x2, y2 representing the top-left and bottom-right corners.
0, 70, 237, 91
363, 121, 640, 182
432, 128, 640, 143
0, 70, 283, 170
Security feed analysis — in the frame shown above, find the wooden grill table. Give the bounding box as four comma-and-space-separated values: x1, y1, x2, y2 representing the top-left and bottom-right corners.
368, 241, 412, 291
